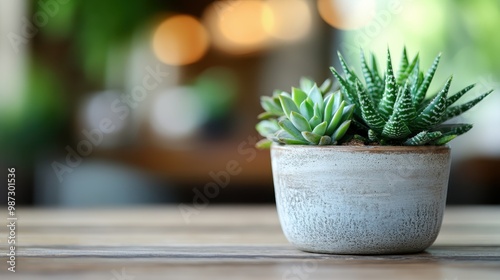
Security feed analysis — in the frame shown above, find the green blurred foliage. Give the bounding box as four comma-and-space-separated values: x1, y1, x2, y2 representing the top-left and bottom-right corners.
0, 59, 66, 161
38, 0, 166, 85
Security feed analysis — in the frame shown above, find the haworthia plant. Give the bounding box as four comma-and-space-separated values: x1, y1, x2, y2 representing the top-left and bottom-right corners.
331, 47, 492, 145
256, 77, 354, 148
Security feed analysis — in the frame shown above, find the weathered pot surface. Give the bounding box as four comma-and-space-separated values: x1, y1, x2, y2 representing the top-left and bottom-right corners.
271, 144, 451, 255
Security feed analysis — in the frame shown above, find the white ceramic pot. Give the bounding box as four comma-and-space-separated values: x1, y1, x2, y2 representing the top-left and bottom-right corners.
271, 144, 451, 254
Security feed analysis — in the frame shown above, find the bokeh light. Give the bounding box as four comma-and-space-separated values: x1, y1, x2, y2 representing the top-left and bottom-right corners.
152, 15, 209, 65
317, 0, 376, 30
150, 87, 206, 140
264, 0, 312, 42
203, 0, 271, 55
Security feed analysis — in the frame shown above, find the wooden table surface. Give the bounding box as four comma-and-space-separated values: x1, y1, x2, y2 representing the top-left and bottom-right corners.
1, 206, 500, 279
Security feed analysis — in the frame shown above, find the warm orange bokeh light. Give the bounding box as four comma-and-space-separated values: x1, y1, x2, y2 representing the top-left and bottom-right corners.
264, 0, 312, 42
203, 0, 270, 55
152, 15, 209, 65
317, 0, 376, 30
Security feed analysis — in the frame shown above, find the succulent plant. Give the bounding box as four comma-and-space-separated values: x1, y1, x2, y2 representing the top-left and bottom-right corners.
330, 48, 492, 145
256, 78, 354, 148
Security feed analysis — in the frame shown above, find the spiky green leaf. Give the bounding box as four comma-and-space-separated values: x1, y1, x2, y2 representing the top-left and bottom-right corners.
443, 91, 492, 121
446, 84, 476, 107
396, 47, 409, 83
403, 131, 442, 146
378, 49, 398, 118
330, 67, 360, 110
432, 135, 457, 145
411, 76, 451, 130
356, 82, 386, 132
382, 113, 412, 139
414, 53, 441, 105
432, 123, 473, 136
398, 53, 419, 85
360, 50, 379, 104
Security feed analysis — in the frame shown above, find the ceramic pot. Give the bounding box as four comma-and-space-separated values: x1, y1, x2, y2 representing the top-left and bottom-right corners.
271, 144, 451, 254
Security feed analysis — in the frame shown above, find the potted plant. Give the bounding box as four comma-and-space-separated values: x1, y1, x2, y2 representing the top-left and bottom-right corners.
256, 48, 492, 254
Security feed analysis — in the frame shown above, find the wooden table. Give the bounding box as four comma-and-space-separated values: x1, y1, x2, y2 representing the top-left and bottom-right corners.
1, 206, 499, 279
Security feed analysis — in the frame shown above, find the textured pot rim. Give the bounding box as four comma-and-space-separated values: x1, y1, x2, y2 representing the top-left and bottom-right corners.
271, 143, 450, 154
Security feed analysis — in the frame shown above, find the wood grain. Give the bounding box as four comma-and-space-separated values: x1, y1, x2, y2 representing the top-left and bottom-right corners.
1, 206, 499, 279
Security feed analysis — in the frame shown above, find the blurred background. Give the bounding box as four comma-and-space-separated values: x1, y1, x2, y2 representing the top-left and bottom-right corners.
0, 0, 498, 207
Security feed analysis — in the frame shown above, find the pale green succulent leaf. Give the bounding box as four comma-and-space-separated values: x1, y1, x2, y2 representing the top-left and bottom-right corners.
256, 119, 279, 138
279, 94, 300, 118
341, 104, 355, 123
319, 78, 333, 95
299, 99, 314, 121
289, 111, 312, 132
332, 120, 351, 141
292, 87, 308, 107
308, 84, 324, 108
257, 111, 277, 120
309, 115, 321, 128
260, 96, 283, 115
318, 135, 332, 145
326, 101, 346, 135
255, 138, 272, 149
313, 103, 323, 121
300, 77, 315, 92
312, 121, 328, 136
276, 130, 309, 145
301, 131, 321, 144
278, 119, 307, 141
323, 94, 335, 125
